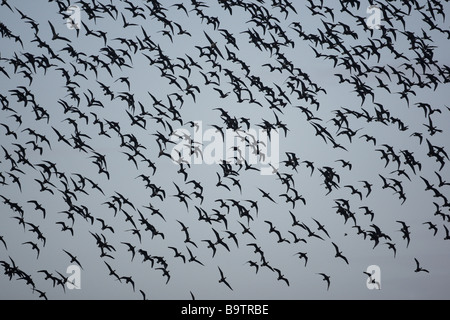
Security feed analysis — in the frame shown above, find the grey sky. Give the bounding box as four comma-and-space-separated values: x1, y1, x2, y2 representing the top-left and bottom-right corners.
0, 0, 450, 300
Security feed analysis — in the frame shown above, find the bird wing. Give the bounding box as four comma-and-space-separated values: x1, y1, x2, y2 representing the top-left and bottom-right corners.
63, 249, 74, 259
331, 242, 339, 254
218, 266, 225, 279
414, 258, 420, 269
48, 20, 57, 37
186, 246, 194, 259
224, 279, 233, 290
264, 220, 274, 229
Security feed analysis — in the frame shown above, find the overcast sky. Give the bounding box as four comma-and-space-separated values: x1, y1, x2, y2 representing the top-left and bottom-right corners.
1, 0, 450, 300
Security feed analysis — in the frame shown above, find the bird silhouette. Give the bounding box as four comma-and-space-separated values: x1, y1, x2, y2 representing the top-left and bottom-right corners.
168, 246, 186, 263
331, 242, 349, 264
22, 241, 40, 259
218, 266, 233, 291
317, 273, 331, 291
443, 225, 450, 241
423, 222, 438, 236
273, 268, 290, 286
186, 247, 204, 266
414, 258, 429, 273
0, 235, 7, 250
63, 250, 83, 269
48, 21, 71, 42
294, 252, 308, 267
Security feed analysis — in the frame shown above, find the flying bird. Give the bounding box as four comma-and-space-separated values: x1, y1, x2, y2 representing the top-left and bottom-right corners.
218, 266, 233, 291
0, 235, 7, 250
317, 273, 331, 291
273, 268, 290, 286
414, 258, 429, 273
63, 250, 83, 269
294, 252, 308, 267
48, 21, 71, 42
331, 242, 349, 264
258, 188, 277, 204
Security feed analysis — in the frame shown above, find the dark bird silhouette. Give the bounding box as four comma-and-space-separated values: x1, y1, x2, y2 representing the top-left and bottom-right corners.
32, 289, 48, 300
96, 218, 115, 233
173, 182, 192, 210
359, 180, 373, 197
155, 267, 171, 284
414, 258, 429, 273
331, 242, 349, 264
8, 173, 22, 192
289, 231, 307, 244
300, 223, 324, 241
384, 242, 397, 258
335, 159, 352, 170
121, 13, 138, 28
48, 21, 71, 42
216, 173, 231, 191
120, 275, 136, 291
218, 266, 233, 291
121, 242, 136, 262
171, 3, 189, 16
363, 270, 381, 289
359, 206, 375, 222
423, 222, 438, 236
312, 218, 330, 238
202, 239, 217, 258
56, 221, 74, 236
244, 199, 259, 216
204, 31, 225, 60
104, 261, 121, 282
186, 246, 204, 266
63, 249, 83, 269
0, 235, 7, 250
245, 260, 259, 274
258, 188, 277, 203
443, 225, 450, 241
289, 211, 302, 228
1, 0, 13, 12
317, 273, 331, 291
223, 231, 238, 248
177, 220, 197, 248
344, 185, 363, 201
294, 252, 308, 267
273, 268, 290, 286
359, 134, 377, 146
139, 290, 147, 300
264, 220, 290, 244
0, 123, 17, 139
397, 220, 411, 248
37, 270, 58, 287
435, 171, 450, 187
27, 200, 46, 219
168, 246, 186, 263
238, 222, 256, 240
212, 228, 230, 252
22, 241, 40, 259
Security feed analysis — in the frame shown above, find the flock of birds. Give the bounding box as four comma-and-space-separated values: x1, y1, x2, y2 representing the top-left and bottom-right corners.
0, 0, 450, 299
